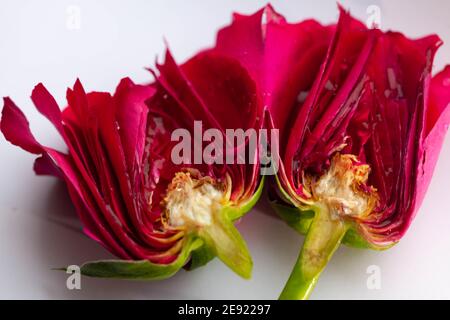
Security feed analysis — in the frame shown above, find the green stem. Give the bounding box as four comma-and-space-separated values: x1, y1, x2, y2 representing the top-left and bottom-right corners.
279, 203, 348, 300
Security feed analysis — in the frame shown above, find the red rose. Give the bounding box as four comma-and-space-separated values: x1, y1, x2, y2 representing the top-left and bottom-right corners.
1, 50, 264, 279
211, 5, 450, 299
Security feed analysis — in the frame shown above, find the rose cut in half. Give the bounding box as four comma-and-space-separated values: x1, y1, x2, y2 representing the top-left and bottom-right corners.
0, 49, 265, 280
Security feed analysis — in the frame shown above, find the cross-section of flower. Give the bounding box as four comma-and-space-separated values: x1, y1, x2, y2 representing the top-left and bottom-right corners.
0, 49, 264, 280
270, 10, 450, 299
211, 4, 450, 299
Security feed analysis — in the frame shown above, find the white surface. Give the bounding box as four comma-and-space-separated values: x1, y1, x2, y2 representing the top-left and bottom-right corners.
1, 0, 450, 299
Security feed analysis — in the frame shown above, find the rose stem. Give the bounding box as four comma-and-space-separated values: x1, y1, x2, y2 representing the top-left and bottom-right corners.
279, 203, 348, 300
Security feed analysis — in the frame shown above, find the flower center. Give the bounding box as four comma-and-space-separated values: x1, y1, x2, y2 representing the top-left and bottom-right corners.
310, 154, 378, 220
164, 172, 224, 229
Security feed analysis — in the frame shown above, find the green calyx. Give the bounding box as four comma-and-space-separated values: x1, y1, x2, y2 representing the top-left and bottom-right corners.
270, 199, 374, 249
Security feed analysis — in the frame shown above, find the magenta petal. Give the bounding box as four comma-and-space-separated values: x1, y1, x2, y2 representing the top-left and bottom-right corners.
1, 96, 131, 258
415, 66, 450, 212
215, 5, 334, 147
33, 153, 63, 178
151, 50, 263, 204
181, 52, 260, 131
426, 66, 450, 135
1, 97, 42, 154
2, 81, 184, 263
156, 49, 222, 131
113, 78, 155, 171
31, 83, 65, 135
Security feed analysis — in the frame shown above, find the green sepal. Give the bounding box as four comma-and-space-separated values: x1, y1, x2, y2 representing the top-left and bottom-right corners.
185, 240, 215, 271
75, 235, 203, 280
270, 200, 381, 250
198, 206, 253, 279
187, 179, 263, 272
342, 227, 372, 249
269, 199, 314, 234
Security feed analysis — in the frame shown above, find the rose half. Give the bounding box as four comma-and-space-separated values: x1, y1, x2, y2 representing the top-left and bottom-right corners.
0, 49, 263, 280
268, 9, 450, 299
210, 4, 450, 298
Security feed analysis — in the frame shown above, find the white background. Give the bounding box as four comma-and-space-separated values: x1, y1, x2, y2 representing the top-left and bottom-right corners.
1, 0, 450, 299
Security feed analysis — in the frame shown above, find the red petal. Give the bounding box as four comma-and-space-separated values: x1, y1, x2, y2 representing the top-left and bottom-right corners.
113, 78, 155, 171
1, 97, 42, 154
151, 50, 263, 204
414, 66, 450, 220
215, 5, 334, 147
31, 83, 65, 135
